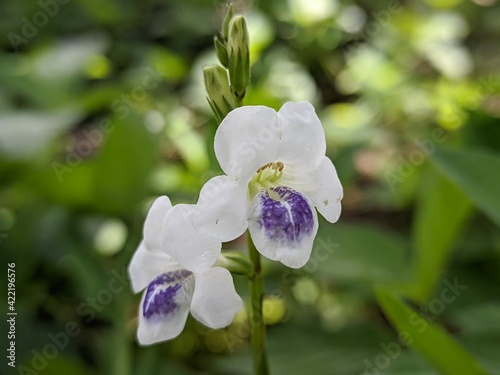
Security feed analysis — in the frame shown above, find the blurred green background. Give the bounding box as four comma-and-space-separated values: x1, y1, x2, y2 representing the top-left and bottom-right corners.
1, 0, 500, 374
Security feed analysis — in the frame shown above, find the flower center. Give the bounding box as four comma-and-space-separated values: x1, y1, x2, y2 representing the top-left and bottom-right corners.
249, 161, 284, 198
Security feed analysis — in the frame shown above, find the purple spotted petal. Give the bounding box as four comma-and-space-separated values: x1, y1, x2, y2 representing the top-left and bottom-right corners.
248, 186, 318, 268
258, 186, 315, 243
143, 270, 194, 321
137, 269, 195, 344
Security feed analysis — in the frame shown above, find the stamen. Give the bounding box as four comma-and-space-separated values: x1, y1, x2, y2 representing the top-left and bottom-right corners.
249, 161, 285, 198
256, 162, 271, 173
256, 161, 284, 174
254, 161, 284, 183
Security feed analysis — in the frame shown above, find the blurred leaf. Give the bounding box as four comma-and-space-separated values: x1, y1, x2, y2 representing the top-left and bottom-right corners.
460, 330, 500, 372
134, 346, 196, 375
452, 304, 500, 334
376, 286, 487, 375
431, 147, 500, 227
314, 222, 410, 287
329, 146, 357, 189
38, 356, 98, 375
462, 113, 500, 152
31, 163, 96, 210
424, 0, 464, 9
408, 165, 472, 303
103, 315, 131, 375
215, 323, 437, 375
38, 208, 107, 297
29, 114, 157, 216
93, 114, 157, 215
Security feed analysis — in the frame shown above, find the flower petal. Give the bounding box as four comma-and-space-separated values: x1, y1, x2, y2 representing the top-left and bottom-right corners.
188, 175, 248, 242
282, 156, 343, 223
248, 187, 319, 268
162, 204, 221, 273
214, 106, 280, 181
143, 196, 172, 251
128, 241, 182, 293
277, 101, 326, 169
190, 267, 243, 329
137, 270, 195, 345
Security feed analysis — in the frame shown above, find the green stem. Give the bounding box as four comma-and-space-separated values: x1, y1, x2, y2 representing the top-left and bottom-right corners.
248, 233, 269, 375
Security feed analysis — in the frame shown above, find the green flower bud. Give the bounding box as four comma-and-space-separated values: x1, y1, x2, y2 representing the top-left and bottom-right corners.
221, 4, 234, 41
203, 65, 235, 123
227, 16, 250, 97
214, 35, 229, 68
215, 251, 254, 277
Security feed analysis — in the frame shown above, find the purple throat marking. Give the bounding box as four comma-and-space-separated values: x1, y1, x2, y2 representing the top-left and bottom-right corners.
143, 270, 193, 320
258, 186, 314, 243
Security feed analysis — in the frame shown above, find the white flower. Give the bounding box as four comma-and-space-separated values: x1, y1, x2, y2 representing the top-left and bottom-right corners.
166, 101, 343, 270
128, 196, 243, 345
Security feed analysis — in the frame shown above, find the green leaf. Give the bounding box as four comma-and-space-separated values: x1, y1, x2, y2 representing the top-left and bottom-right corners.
408, 165, 472, 303
31, 163, 96, 210
93, 114, 157, 215
28, 114, 157, 216
375, 286, 488, 375
314, 222, 411, 287
214, 323, 438, 375
37, 356, 98, 375
431, 147, 500, 227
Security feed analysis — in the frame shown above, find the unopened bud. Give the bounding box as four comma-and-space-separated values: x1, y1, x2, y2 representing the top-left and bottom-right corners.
215, 251, 253, 277
203, 65, 235, 123
227, 16, 250, 97
221, 4, 234, 40
214, 36, 229, 68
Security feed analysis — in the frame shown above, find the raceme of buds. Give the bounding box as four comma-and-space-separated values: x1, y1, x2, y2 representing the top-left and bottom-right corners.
227, 16, 250, 97
203, 65, 235, 123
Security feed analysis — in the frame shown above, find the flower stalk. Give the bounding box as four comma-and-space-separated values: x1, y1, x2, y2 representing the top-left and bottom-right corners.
248, 233, 269, 375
